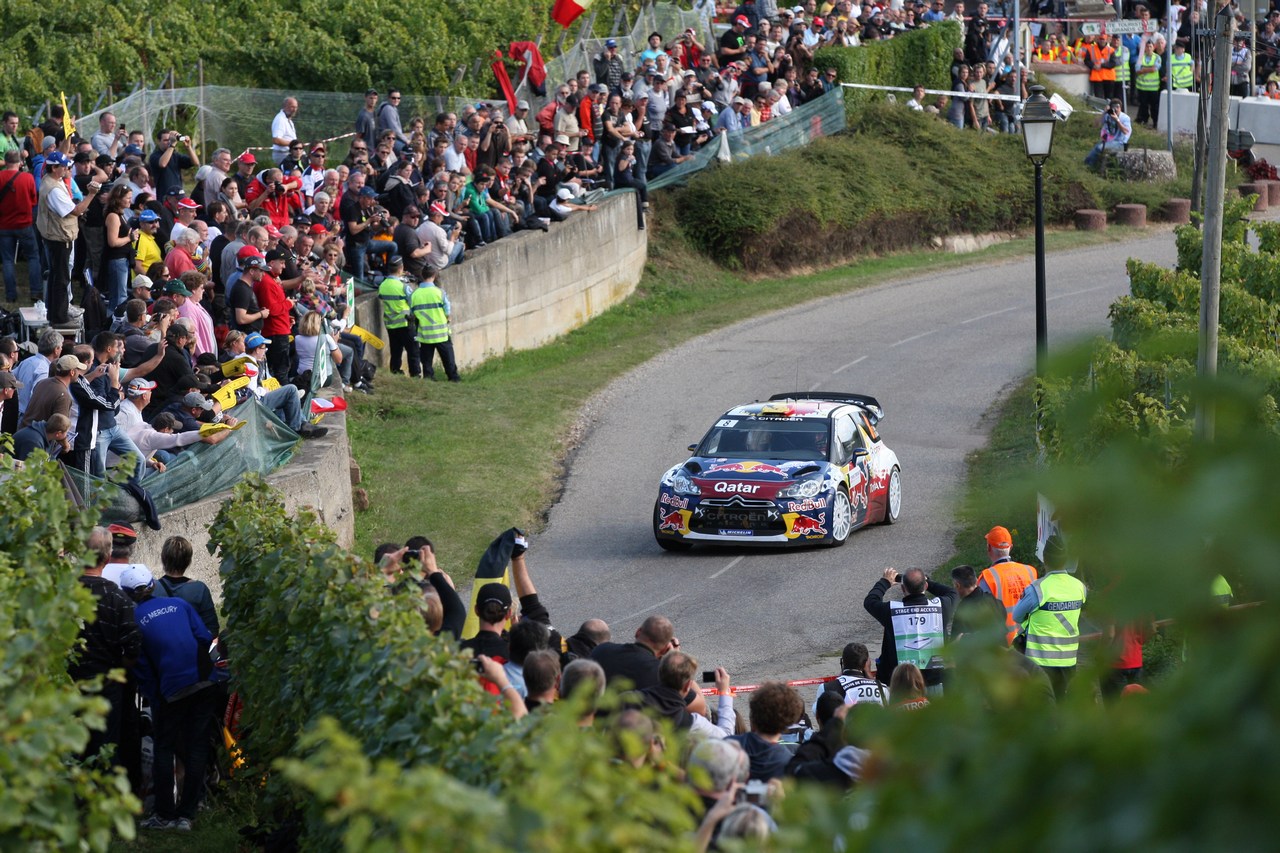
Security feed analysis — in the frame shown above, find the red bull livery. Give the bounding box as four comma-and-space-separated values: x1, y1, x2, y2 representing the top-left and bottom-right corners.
653, 392, 902, 550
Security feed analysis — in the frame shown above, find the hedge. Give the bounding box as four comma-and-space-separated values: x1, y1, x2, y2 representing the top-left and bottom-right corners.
815, 22, 961, 108
672, 101, 1194, 272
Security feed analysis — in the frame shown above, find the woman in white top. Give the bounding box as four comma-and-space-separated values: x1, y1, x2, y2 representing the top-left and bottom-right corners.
293, 310, 352, 389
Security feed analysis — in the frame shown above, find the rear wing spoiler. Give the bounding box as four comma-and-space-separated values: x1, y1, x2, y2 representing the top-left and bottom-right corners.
768, 391, 885, 424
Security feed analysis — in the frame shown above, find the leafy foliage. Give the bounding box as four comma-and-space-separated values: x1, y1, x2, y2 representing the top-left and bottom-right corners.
0, 0, 543, 112
816, 22, 961, 106
674, 100, 1193, 271
1041, 199, 1280, 462
0, 454, 141, 851
209, 477, 698, 851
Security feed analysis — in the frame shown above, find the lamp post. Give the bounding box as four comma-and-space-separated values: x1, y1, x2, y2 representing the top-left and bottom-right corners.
1021, 85, 1057, 379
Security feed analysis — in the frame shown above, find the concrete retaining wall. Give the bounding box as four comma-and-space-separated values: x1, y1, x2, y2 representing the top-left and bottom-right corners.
129, 412, 354, 603
355, 191, 647, 369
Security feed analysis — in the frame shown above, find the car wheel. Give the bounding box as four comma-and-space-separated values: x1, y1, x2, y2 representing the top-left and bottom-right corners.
828, 488, 853, 547
653, 502, 693, 551
882, 466, 901, 524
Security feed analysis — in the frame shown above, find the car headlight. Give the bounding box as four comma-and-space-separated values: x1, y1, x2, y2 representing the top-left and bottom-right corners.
778, 476, 823, 499
668, 469, 701, 496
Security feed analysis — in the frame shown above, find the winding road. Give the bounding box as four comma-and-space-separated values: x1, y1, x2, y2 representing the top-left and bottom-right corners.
536, 231, 1178, 684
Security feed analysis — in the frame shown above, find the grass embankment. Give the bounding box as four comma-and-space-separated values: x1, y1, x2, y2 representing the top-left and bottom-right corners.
350, 210, 1154, 574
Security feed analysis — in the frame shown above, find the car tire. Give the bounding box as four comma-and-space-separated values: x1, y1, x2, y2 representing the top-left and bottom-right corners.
827, 488, 853, 547
882, 466, 901, 524
653, 502, 693, 551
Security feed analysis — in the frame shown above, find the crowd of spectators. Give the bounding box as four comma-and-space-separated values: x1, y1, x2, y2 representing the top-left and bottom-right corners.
62, 510, 1156, 843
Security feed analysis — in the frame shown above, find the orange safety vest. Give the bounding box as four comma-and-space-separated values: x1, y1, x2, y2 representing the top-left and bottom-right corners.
1097, 44, 1117, 81
1084, 43, 1116, 82
979, 559, 1039, 645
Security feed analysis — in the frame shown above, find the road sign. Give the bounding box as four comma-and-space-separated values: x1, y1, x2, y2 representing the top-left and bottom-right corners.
1080, 20, 1160, 35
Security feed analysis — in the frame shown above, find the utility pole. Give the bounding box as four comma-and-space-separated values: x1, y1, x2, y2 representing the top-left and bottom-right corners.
1197, 5, 1235, 443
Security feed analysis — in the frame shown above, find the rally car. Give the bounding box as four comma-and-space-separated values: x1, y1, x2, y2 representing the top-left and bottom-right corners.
653, 392, 901, 550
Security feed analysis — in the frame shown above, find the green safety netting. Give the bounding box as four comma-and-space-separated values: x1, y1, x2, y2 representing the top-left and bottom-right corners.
646, 87, 847, 191
78, 398, 300, 524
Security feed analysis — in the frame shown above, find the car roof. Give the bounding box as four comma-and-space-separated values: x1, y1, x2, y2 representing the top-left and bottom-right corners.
724, 400, 856, 420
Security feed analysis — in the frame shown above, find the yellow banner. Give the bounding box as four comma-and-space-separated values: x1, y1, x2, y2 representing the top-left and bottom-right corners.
58, 92, 74, 140
350, 325, 384, 350
212, 376, 250, 410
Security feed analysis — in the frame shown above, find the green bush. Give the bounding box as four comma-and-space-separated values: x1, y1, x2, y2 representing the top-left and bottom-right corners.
1042, 198, 1280, 463
209, 478, 698, 851
0, 454, 141, 851
816, 22, 961, 107
674, 101, 1194, 271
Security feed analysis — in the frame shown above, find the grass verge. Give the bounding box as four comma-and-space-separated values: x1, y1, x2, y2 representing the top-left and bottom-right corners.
349, 207, 1158, 574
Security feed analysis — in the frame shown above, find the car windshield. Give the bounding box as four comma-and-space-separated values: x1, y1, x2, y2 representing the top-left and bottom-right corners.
697, 418, 830, 461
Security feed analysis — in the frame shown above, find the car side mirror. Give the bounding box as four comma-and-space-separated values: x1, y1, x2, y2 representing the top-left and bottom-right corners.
687, 444, 698, 453
852, 447, 869, 459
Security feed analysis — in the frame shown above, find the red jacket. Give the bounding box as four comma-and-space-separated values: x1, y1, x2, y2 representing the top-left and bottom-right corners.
245, 173, 303, 230
253, 273, 293, 337
0, 169, 37, 229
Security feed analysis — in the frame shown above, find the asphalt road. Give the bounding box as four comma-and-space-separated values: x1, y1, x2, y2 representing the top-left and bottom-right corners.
535, 232, 1178, 685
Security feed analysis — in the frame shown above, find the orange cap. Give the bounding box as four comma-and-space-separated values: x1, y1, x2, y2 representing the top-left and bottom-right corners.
985, 526, 1012, 548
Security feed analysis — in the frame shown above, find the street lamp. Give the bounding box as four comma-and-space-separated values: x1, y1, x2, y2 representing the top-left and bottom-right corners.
1021, 85, 1057, 377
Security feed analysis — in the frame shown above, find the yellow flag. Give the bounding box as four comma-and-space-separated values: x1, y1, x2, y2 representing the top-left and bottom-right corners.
58, 92, 74, 139
212, 376, 250, 410
350, 325, 385, 350
221, 355, 255, 378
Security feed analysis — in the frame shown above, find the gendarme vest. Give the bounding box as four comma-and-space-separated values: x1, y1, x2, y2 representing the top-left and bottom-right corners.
1022, 572, 1086, 668
1115, 45, 1131, 82
410, 283, 450, 345
36, 175, 78, 243
378, 276, 411, 330
1136, 54, 1161, 91
1170, 53, 1194, 89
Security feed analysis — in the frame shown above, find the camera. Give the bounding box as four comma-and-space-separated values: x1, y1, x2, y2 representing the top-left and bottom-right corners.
742, 780, 768, 805
404, 548, 421, 560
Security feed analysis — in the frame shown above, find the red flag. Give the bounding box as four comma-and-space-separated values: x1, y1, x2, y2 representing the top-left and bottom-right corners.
552, 0, 592, 28
491, 50, 517, 114
310, 396, 347, 415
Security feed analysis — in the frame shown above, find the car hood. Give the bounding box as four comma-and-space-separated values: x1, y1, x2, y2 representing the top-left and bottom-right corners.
676, 457, 827, 500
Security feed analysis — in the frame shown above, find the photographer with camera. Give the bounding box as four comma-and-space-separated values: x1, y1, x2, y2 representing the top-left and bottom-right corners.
69, 331, 146, 481
244, 166, 302, 230
864, 567, 958, 694
147, 129, 199, 199
1084, 98, 1131, 169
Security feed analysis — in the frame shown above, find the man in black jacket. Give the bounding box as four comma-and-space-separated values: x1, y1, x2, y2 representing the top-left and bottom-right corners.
70, 526, 142, 763
950, 564, 1007, 642
590, 614, 677, 691
864, 567, 958, 692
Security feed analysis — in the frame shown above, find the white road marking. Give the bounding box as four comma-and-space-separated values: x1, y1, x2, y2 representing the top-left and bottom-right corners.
890, 329, 937, 348
960, 305, 1020, 325
959, 285, 1112, 326
618, 594, 683, 622
1049, 284, 1112, 302
709, 555, 745, 580
832, 355, 867, 374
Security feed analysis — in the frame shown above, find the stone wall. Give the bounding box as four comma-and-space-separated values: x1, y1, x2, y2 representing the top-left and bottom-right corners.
355, 191, 647, 368
129, 412, 354, 603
